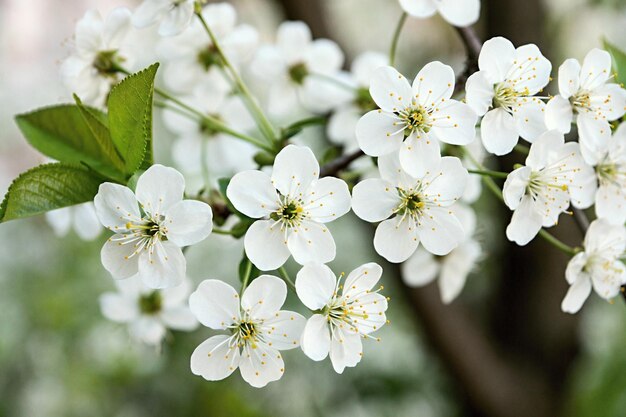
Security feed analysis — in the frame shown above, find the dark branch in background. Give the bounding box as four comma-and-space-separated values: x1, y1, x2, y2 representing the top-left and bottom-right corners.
319, 150, 364, 177
454, 26, 482, 94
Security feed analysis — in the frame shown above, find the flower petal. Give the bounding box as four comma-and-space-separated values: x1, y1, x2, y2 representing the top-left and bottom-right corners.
138, 241, 186, 289
373, 218, 419, 263
480, 108, 518, 155
191, 335, 240, 381
130, 317, 166, 345
189, 279, 240, 330
287, 221, 337, 265
227, 170, 279, 219
239, 343, 285, 388
241, 275, 287, 320
356, 110, 404, 156
132, 0, 169, 28
300, 314, 331, 361
244, 220, 290, 271
557, 58, 581, 98
351, 178, 398, 222
158, 1, 194, 36
401, 248, 439, 287
417, 207, 464, 255
505, 195, 543, 245
160, 306, 198, 331
502, 166, 532, 210
478, 37, 515, 84
260, 310, 306, 350
398, 0, 437, 17
94, 183, 140, 231
438, 239, 481, 303
430, 100, 477, 145
591, 259, 626, 300
342, 262, 383, 299
135, 165, 185, 216
399, 131, 441, 178
99, 292, 139, 322
465, 71, 494, 116
577, 113, 611, 165
369, 66, 413, 112
580, 48, 611, 91
329, 327, 363, 374
544, 95, 573, 134
101, 235, 140, 279
437, 0, 480, 27
277, 21, 311, 63
412, 61, 455, 105
507, 44, 551, 95
72, 202, 102, 241
303, 177, 351, 223
295, 264, 336, 310
164, 200, 213, 247
422, 156, 468, 203
561, 276, 592, 314
596, 184, 626, 225
271, 145, 320, 199
514, 101, 547, 142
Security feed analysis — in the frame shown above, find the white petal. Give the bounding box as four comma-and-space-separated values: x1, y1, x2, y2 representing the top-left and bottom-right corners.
94, 183, 140, 231
589, 83, 626, 121
399, 0, 437, 17
591, 259, 626, 300
577, 113, 611, 165
478, 37, 515, 84
356, 110, 404, 156
417, 207, 464, 255
300, 314, 331, 361
352, 51, 389, 87
191, 335, 240, 381
260, 310, 306, 350
164, 200, 213, 247
99, 293, 139, 322
525, 129, 565, 170
101, 235, 140, 279
465, 71, 494, 116
438, 239, 481, 303
277, 21, 311, 63
158, 2, 194, 37
132, 0, 169, 28
72, 202, 102, 241
502, 166, 532, 210
342, 262, 383, 299
399, 131, 441, 178
557, 58, 581, 98
201, 3, 236, 37
569, 162, 597, 209
303, 177, 351, 223
505, 195, 543, 245
565, 252, 588, 284
586, 218, 626, 256
103, 7, 132, 47
580, 48, 611, 91
430, 100, 477, 145
306, 39, 344, 74
239, 344, 285, 388
241, 275, 287, 320
374, 218, 419, 263
271, 145, 320, 199
130, 317, 166, 345
369, 66, 413, 112
189, 279, 240, 330
401, 248, 439, 287
244, 220, 290, 271
138, 241, 186, 289
378, 150, 419, 188
422, 156, 468, 203
295, 264, 336, 310
328, 107, 361, 149
508, 44, 551, 95
45, 207, 72, 237
350, 292, 388, 335
287, 221, 337, 265
561, 276, 592, 314
135, 165, 185, 216
544, 95, 573, 134
514, 101, 547, 142
329, 328, 362, 374
351, 178, 399, 223
480, 108, 519, 155
595, 184, 626, 225
227, 170, 279, 219
160, 306, 198, 331
412, 61, 455, 105
437, 0, 480, 27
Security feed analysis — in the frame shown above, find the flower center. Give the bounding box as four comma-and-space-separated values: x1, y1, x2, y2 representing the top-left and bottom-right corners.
354, 87, 377, 112
570, 91, 591, 112
396, 189, 426, 218
398, 105, 432, 134
199, 113, 223, 136
493, 83, 528, 112
270, 197, 306, 228
596, 162, 625, 187
197, 44, 223, 71
139, 290, 163, 315
92, 50, 122, 76
288, 62, 309, 85
234, 320, 260, 348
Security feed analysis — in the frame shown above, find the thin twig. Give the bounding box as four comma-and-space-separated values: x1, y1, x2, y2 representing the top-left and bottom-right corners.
319, 149, 365, 177
453, 26, 482, 94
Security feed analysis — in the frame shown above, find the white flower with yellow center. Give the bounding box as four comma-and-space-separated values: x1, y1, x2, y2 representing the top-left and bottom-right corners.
352, 152, 468, 263
296, 263, 388, 373
226, 145, 351, 271
465, 37, 552, 155
545, 48, 626, 164
132, 0, 194, 37
356, 63, 477, 178
398, 0, 480, 27
94, 165, 213, 289
503, 131, 594, 246
592, 123, 626, 224
561, 219, 626, 314
99, 275, 198, 346
189, 275, 306, 388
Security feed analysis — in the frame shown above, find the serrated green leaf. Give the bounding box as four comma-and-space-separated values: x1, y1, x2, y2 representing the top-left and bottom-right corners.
107, 63, 159, 173
15, 104, 124, 180
0, 163, 104, 223
603, 39, 626, 86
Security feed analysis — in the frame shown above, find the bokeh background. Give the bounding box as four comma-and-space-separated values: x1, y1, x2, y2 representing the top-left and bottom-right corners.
2, 0, 626, 416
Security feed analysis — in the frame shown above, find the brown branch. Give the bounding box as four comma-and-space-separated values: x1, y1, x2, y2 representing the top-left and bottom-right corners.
454, 26, 482, 94
319, 149, 364, 177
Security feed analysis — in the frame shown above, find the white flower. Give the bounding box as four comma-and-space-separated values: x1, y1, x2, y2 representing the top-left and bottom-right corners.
94, 165, 213, 289
189, 275, 306, 388
327, 51, 388, 152
132, 0, 195, 37
250, 21, 347, 117
561, 219, 626, 313
503, 130, 593, 246
591, 123, 626, 224
157, 3, 258, 95
352, 152, 468, 263
296, 263, 388, 373
356, 63, 477, 177
226, 145, 351, 271
465, 37, 552, 155
99, 274, 198, 345
398, 0, 480, 27
401, 204, 482, 303
45, 202, 102, 241
545, 48, 626, 163
60, 8, 133, 106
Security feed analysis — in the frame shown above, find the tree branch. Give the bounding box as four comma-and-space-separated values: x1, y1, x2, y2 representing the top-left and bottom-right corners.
454, 26, 482, 94
319, 149, 364, 177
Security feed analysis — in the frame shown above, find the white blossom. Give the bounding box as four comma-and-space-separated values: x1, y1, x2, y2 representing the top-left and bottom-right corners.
99, 275, 198, 345
545, 48, 626, 163
189, 275, 305, 388
591, 123, 626, 224
561, 219, 626, 313
503, 130, 593, 246
94, 165, 213, 289
401, 204, 482, 303
356, 63, 477, 178
45, 202, 102, 241
226, 145, 351, 271
296, 263, 388, 373
352, 152, 468, 263
132, 0, 195, 37
465, 37, 552, 155
398, 0, 480, 27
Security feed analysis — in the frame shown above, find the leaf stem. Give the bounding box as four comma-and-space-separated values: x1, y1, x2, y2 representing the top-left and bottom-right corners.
467, 169, 509, 179
389, 12, 408, 66
278, 266, 296, 292
212, 228, 234, 235
514, 144, 530, 156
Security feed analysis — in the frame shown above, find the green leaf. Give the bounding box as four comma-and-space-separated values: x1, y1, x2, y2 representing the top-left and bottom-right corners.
0, 163, 104, 223
238, 253, 260, 284
15, 104, 124, 180
231, 218, 255, 239
107, 63, 159, 173
603, 39, 626, 86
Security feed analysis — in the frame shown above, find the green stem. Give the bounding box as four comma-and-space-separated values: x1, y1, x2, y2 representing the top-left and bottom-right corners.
241, 258, 252, 293
514, 143, 530, 156
278, 266, 296, 292
467, 169, 509, 179
212, 228, 234, 236
538, 230, 578, 255
195, 11, 277, 144
389, 12, 408, 66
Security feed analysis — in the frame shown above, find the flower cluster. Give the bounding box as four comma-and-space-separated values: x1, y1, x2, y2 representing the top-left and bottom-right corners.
4, 0, 624, 391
